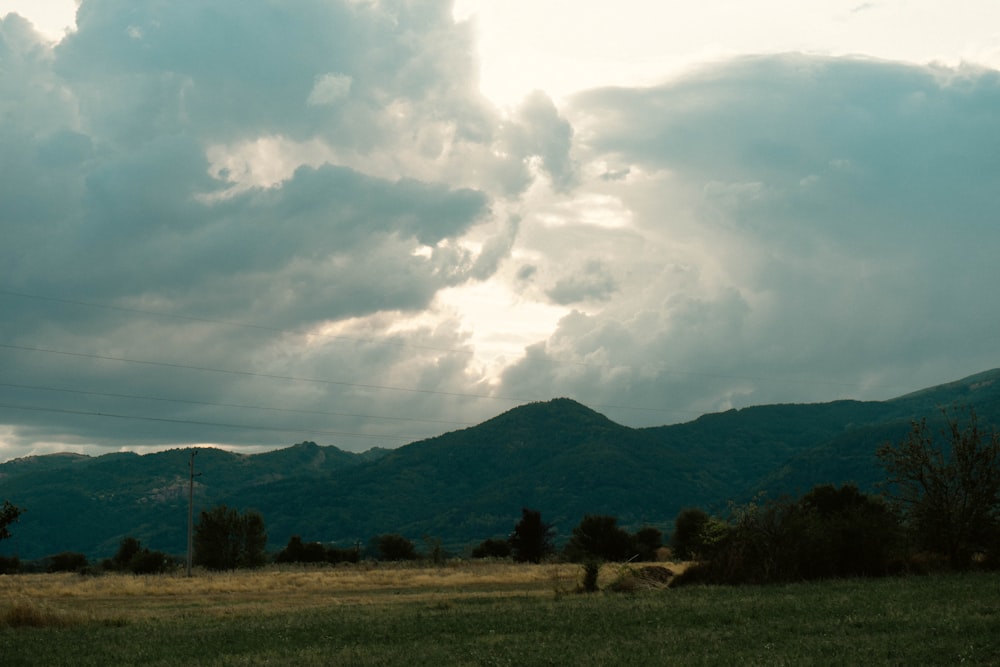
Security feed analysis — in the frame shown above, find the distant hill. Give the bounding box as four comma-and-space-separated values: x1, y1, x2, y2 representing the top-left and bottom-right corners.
2, 369, 999, 561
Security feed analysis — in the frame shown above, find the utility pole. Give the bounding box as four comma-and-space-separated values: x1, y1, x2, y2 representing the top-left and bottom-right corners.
186, 449, 200, 577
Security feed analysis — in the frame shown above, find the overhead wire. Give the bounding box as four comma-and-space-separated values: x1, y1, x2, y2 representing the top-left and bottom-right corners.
0, 286, 920, 451
0, 342, 694, 416
0, 382, 479, 427
0, 401, 416, 442
0, 342, 529, 404
0, 288, 912, 393
0, 288, 471, 355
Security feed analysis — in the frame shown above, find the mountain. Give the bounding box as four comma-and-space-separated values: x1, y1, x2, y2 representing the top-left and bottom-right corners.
2, 369, 999, 561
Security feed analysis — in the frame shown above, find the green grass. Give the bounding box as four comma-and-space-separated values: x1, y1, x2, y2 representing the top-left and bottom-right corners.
2, 571, 999, 665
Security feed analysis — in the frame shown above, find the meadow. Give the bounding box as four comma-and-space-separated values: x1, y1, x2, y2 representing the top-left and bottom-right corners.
2, 561, 999, 665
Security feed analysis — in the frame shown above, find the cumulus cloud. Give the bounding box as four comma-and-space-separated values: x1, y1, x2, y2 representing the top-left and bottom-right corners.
0, 0, 537, 459
497, 55, 1000, 425
501, 91, 577, 191
3, 1, 999, 462
545, 260, 618, 305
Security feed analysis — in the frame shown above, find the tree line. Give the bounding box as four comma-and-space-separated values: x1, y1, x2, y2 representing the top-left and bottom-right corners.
2, 407, 998, 581
670, 407, 1000, 585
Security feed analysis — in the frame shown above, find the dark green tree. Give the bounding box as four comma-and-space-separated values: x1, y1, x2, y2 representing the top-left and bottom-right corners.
193, 505, 268, 570
112, 536, 143, 571
632, 526, 663, 562
110, 536, 172, 574
276, 535, 327, 563
376, 534, 417, 561
672, 488, 901, 586
877, 409, 1000, 568
799, 484, 900, 578
1, 500, 23, 541
564, 515, 633, 562
671, 508, 712, 560
47, 551, 88, 573
128, 548, 172, 575
508, 508, 555, 563
326, 546, 360, 564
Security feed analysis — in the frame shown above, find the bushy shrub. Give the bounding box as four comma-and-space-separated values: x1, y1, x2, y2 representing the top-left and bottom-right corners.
0, 555, 19, 574
581, 560, 600, 592
674, 486, 902, 585
276, 536, 360, 564
108, 537, 172, 574
326, 546, 360, 564
376, 534, 417, 561
129, 549, 173, 574
276, 536, 326, 563
47, 552, 88, 573
798, 484, 901, 578
671, 508, 711, 560
471, 538, 511, 559
632, 527, 663, 561
564, 516, 663, 563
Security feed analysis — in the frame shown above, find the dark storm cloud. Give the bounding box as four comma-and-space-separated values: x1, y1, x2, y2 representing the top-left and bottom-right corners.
0, 1, 519, 459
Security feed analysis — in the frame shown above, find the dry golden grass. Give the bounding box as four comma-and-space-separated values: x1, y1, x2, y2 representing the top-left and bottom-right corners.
0, 560, 688, 625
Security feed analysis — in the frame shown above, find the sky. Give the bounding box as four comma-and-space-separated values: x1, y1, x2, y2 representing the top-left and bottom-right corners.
1, 0, 999, 462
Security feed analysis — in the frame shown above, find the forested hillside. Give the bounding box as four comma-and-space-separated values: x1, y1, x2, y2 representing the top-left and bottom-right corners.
2, 369, 998, 560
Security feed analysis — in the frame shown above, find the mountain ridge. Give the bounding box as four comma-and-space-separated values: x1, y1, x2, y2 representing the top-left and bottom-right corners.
2, 368, 999, 560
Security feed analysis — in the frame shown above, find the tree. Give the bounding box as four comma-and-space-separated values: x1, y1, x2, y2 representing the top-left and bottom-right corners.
47, 552, 88, 573
375, 534, 417, 561
672, 487, 901, 586
632, 526, 663, 562
193, 505, 268, 570
112, 536, 143, 571
276, 535, 327, 564
564, 515, 633, 562
671, 508, 712, 560
508, 508, 555, 563
128, 548, 173, 575
110, 536, 172, 574
877, 409, 1000, 568
1, 501, 23, 541
798, 484, 901, 578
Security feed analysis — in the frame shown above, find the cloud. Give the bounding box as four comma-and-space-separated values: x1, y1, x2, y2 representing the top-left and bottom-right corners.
545, 260, 618, 305
497, 55, 1000, 425
501, 91, 577, 191
3, 0, 1000, 465
0, 0, 529, 460
307, 73, 353, 107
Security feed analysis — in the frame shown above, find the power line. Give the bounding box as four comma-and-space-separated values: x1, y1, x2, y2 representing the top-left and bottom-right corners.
0, 382, 478, 427
0, 342, 529, 404
0, 342, 687, 415
0, 289, 473, 356
0, 401, 418, 442
0, 287, 913, 393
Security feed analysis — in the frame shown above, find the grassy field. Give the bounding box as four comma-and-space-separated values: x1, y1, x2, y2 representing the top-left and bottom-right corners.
2, 561, 999, 665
